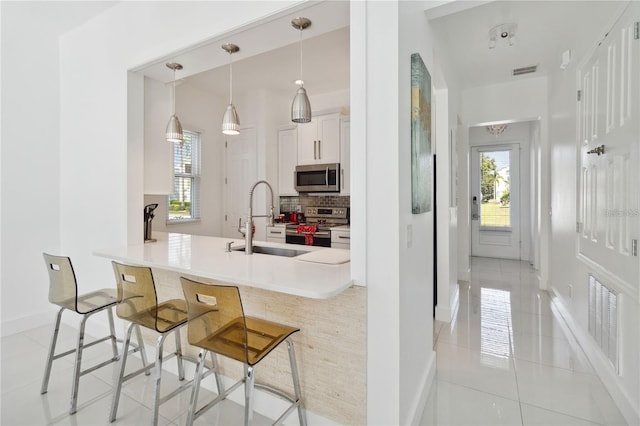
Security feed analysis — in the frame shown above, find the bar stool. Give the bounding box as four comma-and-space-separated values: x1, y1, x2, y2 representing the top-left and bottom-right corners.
109, 262, 191, 426
41, 253, 147, 415
180, 277, 307, 426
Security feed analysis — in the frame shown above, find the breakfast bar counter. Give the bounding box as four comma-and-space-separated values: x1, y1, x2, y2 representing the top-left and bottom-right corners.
94, 232, 353, 299
94, 231, 364, 424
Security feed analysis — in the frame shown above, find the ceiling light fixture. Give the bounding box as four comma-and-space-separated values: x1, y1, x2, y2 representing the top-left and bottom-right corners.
221, 43, 241, 135
488, 23, 517, 49
290, 17, 312, 123
165, 62, 184, 143
486, 124, 508, 136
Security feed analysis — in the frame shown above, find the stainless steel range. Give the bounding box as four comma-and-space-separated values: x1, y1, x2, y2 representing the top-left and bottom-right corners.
285, 206, 349, 247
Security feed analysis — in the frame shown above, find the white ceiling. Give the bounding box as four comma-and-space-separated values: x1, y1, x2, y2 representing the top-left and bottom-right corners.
138, 0, 629, 102
428, 1, 630, 90
139, 1, 350, 99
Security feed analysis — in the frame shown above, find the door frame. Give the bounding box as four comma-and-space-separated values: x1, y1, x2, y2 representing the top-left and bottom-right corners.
470, 143, 522, 260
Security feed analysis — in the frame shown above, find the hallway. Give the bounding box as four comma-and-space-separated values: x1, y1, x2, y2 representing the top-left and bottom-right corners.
421, 257, 626, 425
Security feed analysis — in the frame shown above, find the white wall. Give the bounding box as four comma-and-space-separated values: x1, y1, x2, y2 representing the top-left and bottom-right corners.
145, 79, 226, 237
0, 1, 115, 335
547, 38, 640, 425
398, 2, 438, 423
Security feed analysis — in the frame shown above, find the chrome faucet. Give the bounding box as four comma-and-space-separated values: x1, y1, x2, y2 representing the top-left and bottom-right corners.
241, 180, 275, 254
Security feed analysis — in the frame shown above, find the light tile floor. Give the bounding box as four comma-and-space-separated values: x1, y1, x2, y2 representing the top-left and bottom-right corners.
421, 257, 627, 426
1, 320, 272, 425
1, 257, 629, 425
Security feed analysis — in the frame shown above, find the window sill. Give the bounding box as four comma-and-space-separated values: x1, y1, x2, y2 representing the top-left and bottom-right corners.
166, 218, 201, 225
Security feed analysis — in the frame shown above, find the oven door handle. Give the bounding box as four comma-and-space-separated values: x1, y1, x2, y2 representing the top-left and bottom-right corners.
286, 231, 330, 237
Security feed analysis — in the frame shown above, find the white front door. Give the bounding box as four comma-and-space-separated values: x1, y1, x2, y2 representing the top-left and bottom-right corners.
577, 6, 639, 290
471, 144, 521, 259
224, 127, 256, 238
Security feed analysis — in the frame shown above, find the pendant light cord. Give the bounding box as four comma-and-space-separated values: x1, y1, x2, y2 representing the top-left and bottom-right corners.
299, 27, 303, 86
171, 69, 176, 115
229, 52, 233, 104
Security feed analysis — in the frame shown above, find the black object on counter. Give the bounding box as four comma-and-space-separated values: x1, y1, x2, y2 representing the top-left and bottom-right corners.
144, 203, 158, 242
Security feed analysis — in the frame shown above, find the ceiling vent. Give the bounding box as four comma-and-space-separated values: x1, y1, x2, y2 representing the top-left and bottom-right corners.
513, 65, 537, 76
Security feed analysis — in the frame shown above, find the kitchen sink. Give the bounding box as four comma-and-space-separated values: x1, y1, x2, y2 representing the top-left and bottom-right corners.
231, 245, 310, 257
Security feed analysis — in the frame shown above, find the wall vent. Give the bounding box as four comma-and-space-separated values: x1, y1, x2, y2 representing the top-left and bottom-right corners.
512, 65, 537, 76
588, 275, 619, 371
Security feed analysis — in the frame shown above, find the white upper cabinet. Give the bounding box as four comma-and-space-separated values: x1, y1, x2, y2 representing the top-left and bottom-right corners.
278, 126, 298, 196
340, 117, 350, 195
297, 112, 341, 165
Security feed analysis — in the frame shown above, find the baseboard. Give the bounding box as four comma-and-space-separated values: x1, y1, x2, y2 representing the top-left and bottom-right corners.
406, 350, 437, 425
435, 283, 459, 323
550, 288, 640, 425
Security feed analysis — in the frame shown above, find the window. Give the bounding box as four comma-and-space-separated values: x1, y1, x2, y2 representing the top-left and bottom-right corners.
168, 130, 200, 222
479, 150, 510, 228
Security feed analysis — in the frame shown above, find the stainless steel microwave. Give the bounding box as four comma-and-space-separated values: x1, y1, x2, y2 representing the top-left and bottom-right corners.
294, 163, 340, 193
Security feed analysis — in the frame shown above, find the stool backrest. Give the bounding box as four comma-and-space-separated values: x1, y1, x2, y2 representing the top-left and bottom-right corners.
43, 253, 78, 312
111, 262, 161, 331
180, 277, 251, 364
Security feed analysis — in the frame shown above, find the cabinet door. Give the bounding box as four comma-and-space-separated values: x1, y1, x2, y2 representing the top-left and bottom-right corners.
340, 118, 350, 195
297, 120, 318, 165
266, 226, 286, 243
278, 127, 298, 196
317, 113, 341, 163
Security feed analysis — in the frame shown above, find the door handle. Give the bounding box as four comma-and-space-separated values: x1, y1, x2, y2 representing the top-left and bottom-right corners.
341, 168, 344, 189
314, 141, 317, 160
318, 140, 322, 159
325, 167, 329, 186
471, 196, 479, 220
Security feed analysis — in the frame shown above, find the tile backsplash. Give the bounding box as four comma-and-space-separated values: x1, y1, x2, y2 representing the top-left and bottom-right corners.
280, 195, 350, 213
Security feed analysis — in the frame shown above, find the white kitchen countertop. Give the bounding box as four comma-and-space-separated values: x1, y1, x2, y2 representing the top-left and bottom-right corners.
94, 232, 352, 299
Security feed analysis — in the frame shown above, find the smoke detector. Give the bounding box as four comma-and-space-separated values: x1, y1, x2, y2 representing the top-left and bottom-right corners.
489, 23, 517, 49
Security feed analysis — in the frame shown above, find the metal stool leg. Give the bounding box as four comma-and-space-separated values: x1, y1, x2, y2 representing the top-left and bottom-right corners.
186, 349, 207, 426
41, 307, 65, 395
107, 307, 118, 359
151, 334, 167, 426
287, 338, 307, 426
174, 329, 185, 381
110, 322, 135, 422
244, 364, 255, 426
209, 352, 225, 396
69, 314, 89, 414
134, 324, 151, 375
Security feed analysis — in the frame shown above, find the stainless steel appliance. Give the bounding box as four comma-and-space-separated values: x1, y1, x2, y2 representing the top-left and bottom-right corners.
294, 163, 340, 193
285, 206, 348, 247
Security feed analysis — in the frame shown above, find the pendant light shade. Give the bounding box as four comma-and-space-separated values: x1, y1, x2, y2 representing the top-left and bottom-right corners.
291, 86, 312, 123
166, 114, 184, 142
291, 17, 312, 123
222, 104, 240, 135
221, 43, 240, 135
165, 62, 184, 143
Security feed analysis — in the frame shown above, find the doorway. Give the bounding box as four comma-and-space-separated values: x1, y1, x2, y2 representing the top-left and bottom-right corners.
471, 144, 521, 259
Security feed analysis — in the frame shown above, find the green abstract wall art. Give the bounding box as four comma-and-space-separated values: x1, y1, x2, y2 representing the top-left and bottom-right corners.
411, 52, 432, 214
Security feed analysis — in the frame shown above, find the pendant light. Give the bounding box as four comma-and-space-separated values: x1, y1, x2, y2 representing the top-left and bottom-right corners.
291, 17, 312, 123
165, 62, 184, 143
221, 43, 240, 135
